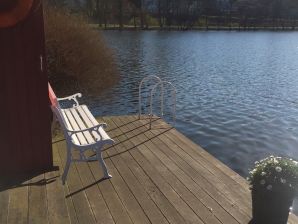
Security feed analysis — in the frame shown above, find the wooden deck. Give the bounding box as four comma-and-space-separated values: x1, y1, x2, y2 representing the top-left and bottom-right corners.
1, 115, 298, 224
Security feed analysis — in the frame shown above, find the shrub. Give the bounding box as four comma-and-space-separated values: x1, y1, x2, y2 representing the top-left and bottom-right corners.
247, 156, 298, 195
43, 3, 119, 96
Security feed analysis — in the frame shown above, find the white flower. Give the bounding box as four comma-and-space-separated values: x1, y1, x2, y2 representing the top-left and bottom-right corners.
273, 159, 279, 164
280, 178, 286, 184
261, 172, 266, 176
275, 166, 282, 172
267, 185, 273, 190
260, 180, 266, 185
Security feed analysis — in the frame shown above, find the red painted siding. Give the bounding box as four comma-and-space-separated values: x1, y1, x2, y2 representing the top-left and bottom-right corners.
0, 0, 53, 174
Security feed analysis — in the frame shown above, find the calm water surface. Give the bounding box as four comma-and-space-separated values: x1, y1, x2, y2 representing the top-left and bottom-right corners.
88, 31, 298, 180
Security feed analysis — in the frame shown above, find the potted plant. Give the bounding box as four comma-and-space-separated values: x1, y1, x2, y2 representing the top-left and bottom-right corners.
247, 156, 298, 224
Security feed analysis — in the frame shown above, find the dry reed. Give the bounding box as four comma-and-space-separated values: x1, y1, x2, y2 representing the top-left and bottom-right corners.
43, 3, 119, 96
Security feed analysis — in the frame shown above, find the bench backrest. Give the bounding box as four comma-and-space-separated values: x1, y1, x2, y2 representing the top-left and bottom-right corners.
48, 83, 71, 133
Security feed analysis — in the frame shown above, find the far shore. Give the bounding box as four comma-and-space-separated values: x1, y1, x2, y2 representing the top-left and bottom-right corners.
90, 24, 298, 32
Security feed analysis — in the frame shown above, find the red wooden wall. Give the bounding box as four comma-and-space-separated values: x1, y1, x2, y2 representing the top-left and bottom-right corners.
0, 0, 53, 174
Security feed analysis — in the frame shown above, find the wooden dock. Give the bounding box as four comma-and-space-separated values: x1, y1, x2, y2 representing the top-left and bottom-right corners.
1, 115, 298, 224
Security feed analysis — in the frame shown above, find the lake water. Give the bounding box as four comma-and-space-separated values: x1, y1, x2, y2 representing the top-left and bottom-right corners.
88, 31, 298, 179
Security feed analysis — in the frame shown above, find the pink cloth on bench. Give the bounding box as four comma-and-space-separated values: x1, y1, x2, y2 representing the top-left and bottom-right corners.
48, 83, 58, 107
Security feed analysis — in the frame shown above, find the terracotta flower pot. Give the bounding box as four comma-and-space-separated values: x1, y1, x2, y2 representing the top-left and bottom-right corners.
251, 188, 294, 224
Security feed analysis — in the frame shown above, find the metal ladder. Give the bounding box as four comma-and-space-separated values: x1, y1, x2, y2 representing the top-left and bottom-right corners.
138, 75, 176, 129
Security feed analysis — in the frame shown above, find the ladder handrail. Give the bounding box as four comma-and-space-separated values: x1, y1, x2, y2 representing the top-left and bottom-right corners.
149, 81, 176, 129
138, 75, 162, 119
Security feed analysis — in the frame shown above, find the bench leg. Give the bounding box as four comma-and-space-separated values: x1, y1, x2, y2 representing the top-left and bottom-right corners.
96, 148, 112, 179
62, 145, 72, 185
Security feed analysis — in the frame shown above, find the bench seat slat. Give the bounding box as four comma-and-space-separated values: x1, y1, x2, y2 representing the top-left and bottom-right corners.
69, 108, 95, 145
80, 105, 111, 141
60, 109, 80, 145
64, 109, 88, 145
76, 106, 96, 127
80, 105, 98, 125
76, 106, 102, 141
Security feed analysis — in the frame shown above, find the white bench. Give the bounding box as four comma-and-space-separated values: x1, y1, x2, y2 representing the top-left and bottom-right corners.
49, 85, 114, 184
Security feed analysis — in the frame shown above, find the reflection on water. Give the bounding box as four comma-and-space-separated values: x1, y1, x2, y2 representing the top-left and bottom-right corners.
85, 31, 298, 213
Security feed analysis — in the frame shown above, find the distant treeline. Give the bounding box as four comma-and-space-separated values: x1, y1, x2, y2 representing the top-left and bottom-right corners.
55, 0, 298, 30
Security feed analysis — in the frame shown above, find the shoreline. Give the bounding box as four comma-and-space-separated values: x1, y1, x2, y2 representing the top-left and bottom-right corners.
91, 25, 298, 32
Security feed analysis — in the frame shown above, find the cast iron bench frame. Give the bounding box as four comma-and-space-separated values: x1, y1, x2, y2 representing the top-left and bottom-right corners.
49, 84, 114, 184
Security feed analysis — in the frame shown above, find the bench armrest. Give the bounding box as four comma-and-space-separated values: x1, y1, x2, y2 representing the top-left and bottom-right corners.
57, 93, 82, 107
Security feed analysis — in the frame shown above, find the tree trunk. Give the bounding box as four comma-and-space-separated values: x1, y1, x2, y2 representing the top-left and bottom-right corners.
140, 10, 144, 28
118, 0, 123, 30
96, 0, 102, 27
103, 0, 107, 29
229, 12, 232, 30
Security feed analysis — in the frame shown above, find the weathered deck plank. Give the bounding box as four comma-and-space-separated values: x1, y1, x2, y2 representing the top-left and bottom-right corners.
57, 141, 96, 224
0, 181, 9, 224
72, 158, 115, 224
113, 116, 218, 224
7, 179, 29, 224
166, 128, 252, 205
47, 142, 74, 224
126, 115, 249, 223
86, 150, 135, 224
28, 174, 48, 224
1, 115, 298, 224
142, 119, 251, 218
102, 116, 185, 224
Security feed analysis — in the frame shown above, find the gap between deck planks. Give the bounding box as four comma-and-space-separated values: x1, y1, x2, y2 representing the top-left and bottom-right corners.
102, 115, 298, 224
116, 115, 249, 223
107, 116, 226, 224
111, 116, 248, 224
1, 115, 298, 224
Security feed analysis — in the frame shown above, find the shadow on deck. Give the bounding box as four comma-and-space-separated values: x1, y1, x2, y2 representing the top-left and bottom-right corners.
1, 115, 298, 224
